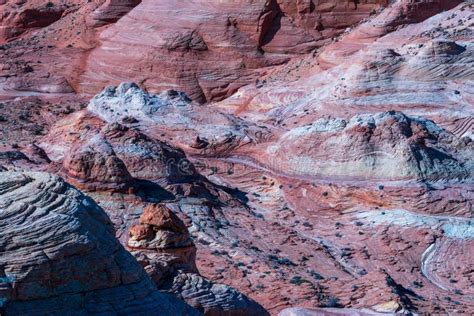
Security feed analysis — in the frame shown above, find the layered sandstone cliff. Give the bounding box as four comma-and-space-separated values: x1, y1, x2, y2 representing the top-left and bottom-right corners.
79, 0, 388, 101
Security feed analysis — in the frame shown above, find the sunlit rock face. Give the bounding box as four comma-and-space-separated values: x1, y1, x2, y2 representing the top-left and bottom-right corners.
270, 111, 472, 181
79, 0, 388, 102
0, 170, 199, 315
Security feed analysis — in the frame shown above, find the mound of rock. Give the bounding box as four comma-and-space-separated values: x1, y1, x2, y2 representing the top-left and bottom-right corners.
62, 134, 134, 191
42, 83, 264, 190
88, 82, 193, 122
0, 171, 198, 315
42, 107, 199, 191
418, 40, 466, 57
129, 204, 193, 250
128, 203, 268, 316
0, 0, 80, 41
271, 111, 471, 181
128, 204, 198, 284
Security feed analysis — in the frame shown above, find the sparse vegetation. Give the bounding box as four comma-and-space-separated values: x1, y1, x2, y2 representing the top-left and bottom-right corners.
267, 254, 296, 266
290, 275, 310, 285
322, 296, 341, 308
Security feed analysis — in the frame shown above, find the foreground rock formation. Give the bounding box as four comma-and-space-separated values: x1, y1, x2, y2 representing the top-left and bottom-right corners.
0, 170, 198, 315
0, 170, 266, 315
129, 204, 268, 316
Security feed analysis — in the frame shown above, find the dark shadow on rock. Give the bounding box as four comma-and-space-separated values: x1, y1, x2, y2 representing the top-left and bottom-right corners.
134, 179, 176, 202
260, 0, 283, 47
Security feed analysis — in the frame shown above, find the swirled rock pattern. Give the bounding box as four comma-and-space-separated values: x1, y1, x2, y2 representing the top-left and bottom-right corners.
269, 111, 472, 181
79, 0, 388, 101
86, 0, 141, 27
162, 272, 269, 316
0, 170, 199, 315
0, 1, 473, 315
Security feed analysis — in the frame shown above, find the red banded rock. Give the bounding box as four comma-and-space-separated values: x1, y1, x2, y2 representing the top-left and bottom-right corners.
0, 0, 72, 42
41, 89, 201, 191
317, 0, 464, 68
79, 0, 387, 101
51, 121, 198, 191
40, 84, 254, 205
102, 122, 199, 183
86, 0, 141, 27
128, 204, 197, 284
0, 171, 199, 315
223, 2, 472, 121
127, 203, 269, 316
62, 134, 134, 192
129, 204, 194, 251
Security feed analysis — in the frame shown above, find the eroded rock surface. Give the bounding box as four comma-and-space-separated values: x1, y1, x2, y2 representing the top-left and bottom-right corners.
0, 170, 199, 315
79, 0, 388, 101
41, 93, 200, 191
128, 203, 268, 316
87, 0, 141, 27
0, 1, 473, 315
270, 111, 472, 181
0, 0, 79, 42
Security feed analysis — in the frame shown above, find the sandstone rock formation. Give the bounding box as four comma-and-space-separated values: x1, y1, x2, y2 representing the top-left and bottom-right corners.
41, 83, 268, 191
79, 0, 388, 101
278, 306, 391, 316
0, 170, 199, 315
0, 0, 473, 315
84, 82, 268, 157
0, 0, 76, 42
128, 203, 268, 315
62, 133, 135, 191
270, 111, 472, 181
129, 204, 193, 251
41, 88, 201, 191
87, 0, 141, 27
88, 82, 193, 122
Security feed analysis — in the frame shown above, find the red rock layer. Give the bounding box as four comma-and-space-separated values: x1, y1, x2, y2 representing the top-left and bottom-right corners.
0, 0, 85, 42
0, 1, 472, 315
79, 0, 387, 102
